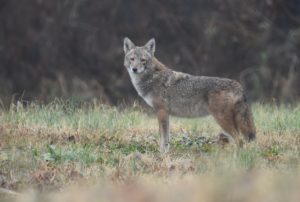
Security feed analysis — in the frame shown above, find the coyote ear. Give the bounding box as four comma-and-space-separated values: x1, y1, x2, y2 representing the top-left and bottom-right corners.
124, 37, 135, 53
145, 38, 155, 55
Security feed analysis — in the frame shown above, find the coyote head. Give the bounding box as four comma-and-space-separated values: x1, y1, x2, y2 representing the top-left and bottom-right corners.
123, 37, 155, 74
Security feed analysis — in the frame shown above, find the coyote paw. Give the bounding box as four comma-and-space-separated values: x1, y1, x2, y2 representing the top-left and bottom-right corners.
160, 143, 170, 153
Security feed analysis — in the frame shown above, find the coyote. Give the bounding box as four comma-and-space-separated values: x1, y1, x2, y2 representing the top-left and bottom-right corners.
123, 37, 256, 153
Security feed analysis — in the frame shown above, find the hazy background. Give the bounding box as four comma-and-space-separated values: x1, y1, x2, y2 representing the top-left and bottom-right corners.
0, 0, 299, 106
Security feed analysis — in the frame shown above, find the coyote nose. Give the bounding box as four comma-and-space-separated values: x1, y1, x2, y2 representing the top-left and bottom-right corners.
132, 68, 138, 73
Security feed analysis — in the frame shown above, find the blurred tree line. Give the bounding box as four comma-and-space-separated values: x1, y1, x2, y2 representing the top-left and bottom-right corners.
0, 0, 299, 106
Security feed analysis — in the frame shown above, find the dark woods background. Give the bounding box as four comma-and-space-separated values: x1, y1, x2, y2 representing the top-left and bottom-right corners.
0, 0, 299, 106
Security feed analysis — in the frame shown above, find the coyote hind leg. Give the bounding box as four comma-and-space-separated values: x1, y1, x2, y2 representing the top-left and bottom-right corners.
210, 109, 243, 147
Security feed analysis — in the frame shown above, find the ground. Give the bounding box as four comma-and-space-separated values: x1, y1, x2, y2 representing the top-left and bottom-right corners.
0, 101, 300, 202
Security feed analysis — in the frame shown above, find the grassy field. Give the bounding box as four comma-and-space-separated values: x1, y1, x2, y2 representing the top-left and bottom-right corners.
1, 101, 300, 201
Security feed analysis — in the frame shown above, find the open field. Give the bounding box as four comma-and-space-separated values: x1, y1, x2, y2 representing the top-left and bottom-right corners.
1, 101, 300, 201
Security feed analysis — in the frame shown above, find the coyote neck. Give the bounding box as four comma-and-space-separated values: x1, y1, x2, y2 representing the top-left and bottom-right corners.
152, 57, 167, 71
128, 57, 167, 97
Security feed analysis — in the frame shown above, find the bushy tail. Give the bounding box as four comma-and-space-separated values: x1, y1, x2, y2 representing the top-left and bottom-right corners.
234, 97, 256, 142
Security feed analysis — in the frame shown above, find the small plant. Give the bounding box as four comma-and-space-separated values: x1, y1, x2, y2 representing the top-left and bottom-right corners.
261, 145, 281, 160
173, 134, 213, 152
43, 144, 62, 163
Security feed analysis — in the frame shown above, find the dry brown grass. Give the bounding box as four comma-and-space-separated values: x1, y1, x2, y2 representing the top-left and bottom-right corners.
0, 102, 300, 201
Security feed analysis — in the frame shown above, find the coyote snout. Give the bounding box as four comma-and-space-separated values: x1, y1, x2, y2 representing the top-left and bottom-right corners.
123, 37, 256, 153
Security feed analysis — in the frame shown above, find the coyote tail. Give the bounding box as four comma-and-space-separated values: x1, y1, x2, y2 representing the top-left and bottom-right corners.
234, 96, 256, 142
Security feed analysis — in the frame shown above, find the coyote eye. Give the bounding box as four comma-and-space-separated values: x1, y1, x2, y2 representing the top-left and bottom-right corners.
130, 57, 135, 61
141, 58, 146, 64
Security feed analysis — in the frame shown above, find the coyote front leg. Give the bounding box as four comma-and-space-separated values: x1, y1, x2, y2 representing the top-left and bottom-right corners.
156, 109, 170, 153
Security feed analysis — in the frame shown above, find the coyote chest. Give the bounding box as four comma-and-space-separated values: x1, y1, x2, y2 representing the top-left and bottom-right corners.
142, 94, 154, 108
130, 77, 155, 108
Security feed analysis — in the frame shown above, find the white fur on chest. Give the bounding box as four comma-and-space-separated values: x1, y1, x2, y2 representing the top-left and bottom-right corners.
129, 74, 142, 95
142, 94, 154, 108
128, 72, 154, 107
129, 72, 140, 87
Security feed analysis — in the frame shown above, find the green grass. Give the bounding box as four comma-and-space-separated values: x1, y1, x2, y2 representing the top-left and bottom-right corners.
0, 101, 300, 201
